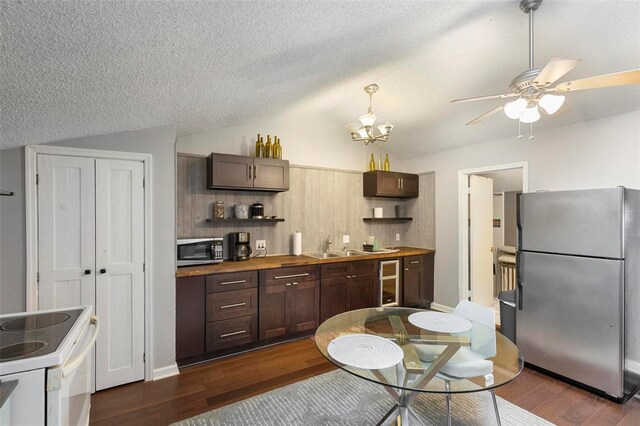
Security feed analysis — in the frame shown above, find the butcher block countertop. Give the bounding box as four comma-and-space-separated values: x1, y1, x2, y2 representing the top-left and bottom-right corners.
175, 246, 435, 278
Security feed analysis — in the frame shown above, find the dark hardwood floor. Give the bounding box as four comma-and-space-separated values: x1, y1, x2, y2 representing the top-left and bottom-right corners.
90, 338, 640, 425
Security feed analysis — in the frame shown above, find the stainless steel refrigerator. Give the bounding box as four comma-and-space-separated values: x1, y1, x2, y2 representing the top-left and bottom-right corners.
517, 187, 640, 401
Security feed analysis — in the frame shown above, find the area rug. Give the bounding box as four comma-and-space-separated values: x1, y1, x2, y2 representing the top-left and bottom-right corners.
172, 370, 552, 426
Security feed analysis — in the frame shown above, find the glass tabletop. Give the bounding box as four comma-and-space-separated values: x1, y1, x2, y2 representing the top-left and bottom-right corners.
315, 307, 523, 394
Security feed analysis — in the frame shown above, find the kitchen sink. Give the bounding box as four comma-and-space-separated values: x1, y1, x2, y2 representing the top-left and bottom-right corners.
304, 250, 369, 259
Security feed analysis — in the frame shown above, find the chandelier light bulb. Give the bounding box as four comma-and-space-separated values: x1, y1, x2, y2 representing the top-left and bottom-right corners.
504, 98, 527, 119
377, 122, 393, 135
519, 104, 540, 123
359, 112, 377, 127
345, 122, 361, 134
539, 94, 566, 115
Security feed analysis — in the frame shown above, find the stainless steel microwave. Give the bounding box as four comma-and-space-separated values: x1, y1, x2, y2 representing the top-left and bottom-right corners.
177, 238, 223, 266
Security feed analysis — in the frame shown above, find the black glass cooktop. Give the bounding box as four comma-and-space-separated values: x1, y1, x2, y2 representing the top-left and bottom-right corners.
0, 309, 82, 362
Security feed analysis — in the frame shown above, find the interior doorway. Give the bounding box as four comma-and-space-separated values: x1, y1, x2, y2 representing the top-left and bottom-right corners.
458, 162, 528, 324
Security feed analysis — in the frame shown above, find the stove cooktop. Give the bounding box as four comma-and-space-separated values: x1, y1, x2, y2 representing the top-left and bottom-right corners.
0, 309, 83, 362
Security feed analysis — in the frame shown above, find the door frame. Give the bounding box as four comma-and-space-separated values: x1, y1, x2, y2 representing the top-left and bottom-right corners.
25, 144, 154, 382
457, 162, 528, 303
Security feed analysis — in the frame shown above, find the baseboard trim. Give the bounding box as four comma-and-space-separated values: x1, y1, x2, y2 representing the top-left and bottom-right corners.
153, 363, 180, 381
627, 359, 640, 399
430, 303, 454, 313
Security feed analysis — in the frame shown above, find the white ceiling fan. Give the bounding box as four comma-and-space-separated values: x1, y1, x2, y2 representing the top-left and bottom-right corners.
452, 0, 640, 127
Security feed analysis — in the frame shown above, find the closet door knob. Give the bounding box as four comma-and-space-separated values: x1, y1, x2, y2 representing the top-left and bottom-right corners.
100, 268, 107, 274
84, 269, 91, 275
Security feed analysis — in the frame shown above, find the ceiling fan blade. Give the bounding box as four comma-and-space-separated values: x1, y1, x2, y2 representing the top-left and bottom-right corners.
451, 93, 517, 104
533, 58, 582, 87
551, 69, 640, 92
466, 105, 504, 125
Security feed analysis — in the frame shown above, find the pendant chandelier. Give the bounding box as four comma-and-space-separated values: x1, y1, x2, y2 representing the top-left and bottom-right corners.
345, 84, 394, 146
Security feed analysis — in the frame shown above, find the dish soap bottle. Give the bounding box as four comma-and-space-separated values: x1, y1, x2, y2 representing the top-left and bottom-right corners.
368, 154, 376, 171
383, 154, 390, 171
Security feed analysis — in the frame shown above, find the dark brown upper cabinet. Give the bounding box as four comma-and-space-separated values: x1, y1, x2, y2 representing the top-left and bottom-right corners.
363, 171, 419, 198
207, 153, 289, 192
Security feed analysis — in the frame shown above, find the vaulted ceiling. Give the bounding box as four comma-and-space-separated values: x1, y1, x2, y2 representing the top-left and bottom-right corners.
1, 1, 639, 157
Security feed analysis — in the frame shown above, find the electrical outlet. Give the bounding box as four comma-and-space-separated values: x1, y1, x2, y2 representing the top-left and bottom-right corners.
256, 240, 266, 250
396, 233, 401, 241
368, 236, 375, 244
342, 235, 350, 244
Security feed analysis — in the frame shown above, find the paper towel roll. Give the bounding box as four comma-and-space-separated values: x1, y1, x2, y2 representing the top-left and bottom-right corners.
293, 232, 302, 256
373, 207, 383, 218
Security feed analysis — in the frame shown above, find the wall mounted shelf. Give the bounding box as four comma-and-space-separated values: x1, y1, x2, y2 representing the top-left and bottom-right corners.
363, 218, 413, 223
206, 218, 285, 223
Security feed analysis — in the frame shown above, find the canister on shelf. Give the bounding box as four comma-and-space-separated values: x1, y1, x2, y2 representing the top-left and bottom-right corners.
213, 201, 225, 219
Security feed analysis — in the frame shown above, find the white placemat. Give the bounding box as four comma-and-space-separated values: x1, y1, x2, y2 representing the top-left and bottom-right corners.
327, 334, 404, 370
408, 312, 472, 333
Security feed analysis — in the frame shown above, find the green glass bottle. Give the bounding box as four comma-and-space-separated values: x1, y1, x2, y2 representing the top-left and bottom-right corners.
368, 153, 376, 171
264, 135, 272, 159
255, 133, 263, 157
383, 153, 390, 171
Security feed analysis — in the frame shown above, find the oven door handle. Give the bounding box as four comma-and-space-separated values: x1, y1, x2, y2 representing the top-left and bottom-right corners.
62, 315, 99, 377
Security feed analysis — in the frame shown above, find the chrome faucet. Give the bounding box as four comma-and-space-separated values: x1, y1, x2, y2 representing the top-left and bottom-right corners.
324, 235, 333, 254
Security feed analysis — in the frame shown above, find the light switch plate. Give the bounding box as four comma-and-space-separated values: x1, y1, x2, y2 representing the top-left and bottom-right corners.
342, 235, 350, 244
396, 233, 401, 241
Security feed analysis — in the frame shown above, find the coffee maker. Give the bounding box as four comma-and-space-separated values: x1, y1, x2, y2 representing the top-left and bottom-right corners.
228, 232, 252, 261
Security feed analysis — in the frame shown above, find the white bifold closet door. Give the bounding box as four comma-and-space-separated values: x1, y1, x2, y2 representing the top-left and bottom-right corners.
94, 159, 144, 390
37, 154, 144, 391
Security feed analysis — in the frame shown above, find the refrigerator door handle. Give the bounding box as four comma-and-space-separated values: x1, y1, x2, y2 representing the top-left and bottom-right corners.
516, 251, 523, 310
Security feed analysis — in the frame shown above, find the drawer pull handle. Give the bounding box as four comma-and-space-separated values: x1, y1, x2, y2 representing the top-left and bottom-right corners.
347, 275, 351, 279
220, 330, 246, 338
274, 273, 309, 279
220, 302, 247, 309
220, 279, 247, 286
410, 261, 420, 264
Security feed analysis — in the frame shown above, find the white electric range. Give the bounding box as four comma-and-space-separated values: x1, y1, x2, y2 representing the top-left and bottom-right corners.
0, 306, 98, 426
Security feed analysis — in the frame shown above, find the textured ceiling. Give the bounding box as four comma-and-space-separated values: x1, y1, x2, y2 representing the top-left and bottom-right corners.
1, 1, 639, 157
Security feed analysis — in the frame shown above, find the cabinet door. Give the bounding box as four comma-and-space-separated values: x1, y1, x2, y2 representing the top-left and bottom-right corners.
399, 173, 419, 197
176, 277, 205, 361
421, 254, 434, 305
320, 277, 349, 322
349, 274, 377, 310
402, 267, 422, 307
291, 280, 320, 333
259, 283, 289, 340
207, 153, 253, 189
253, 157, 289, 191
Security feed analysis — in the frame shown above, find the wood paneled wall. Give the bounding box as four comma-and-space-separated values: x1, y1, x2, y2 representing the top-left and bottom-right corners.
177, 154, 435, 256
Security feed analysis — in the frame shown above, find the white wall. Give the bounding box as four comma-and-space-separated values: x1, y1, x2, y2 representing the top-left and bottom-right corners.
404, 110, 640, 310
0, 125, 177, 375
177, 110, 403, 171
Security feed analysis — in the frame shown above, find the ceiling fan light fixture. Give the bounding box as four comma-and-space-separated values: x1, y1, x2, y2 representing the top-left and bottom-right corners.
539, 94, 565, 114
504, 98, 528, 119
519, 104, 540, 123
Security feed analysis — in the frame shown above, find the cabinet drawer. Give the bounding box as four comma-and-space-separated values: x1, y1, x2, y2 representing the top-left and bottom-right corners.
320, 263, 349, 279
206, 315, 257, 352
206, 271, 257, 293
404, 255, 425, 269
261, 266, 318, 285
206, 288, 257, 322
350, 259, 378, 276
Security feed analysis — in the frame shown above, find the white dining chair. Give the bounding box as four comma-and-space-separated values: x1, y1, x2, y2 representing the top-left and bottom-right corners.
438, 300, 500, 426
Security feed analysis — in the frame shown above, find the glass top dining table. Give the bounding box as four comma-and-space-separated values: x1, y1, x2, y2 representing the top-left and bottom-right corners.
314, 307, 523, 425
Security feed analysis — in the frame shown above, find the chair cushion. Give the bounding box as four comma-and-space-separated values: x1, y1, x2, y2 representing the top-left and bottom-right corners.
438, 347, 494, 378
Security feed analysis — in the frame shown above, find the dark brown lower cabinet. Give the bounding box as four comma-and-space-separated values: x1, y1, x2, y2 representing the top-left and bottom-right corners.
176, 276, 205, 361
259, 266, 320, 340
403, 254, 434, 308
206, 315, 257, 352
320, 260, 378, 322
